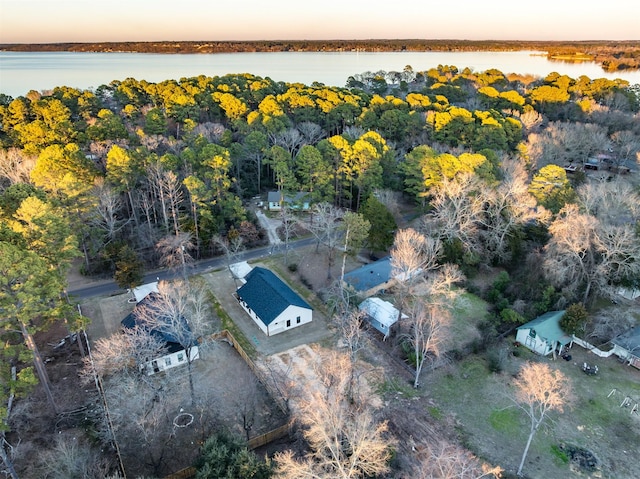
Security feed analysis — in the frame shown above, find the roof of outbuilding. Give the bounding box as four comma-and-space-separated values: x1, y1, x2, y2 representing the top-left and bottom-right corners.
343, 257, 392, 292
517, 310, 571, 345
612, 325, 640, 352
358, 297, 404, 327
237, 267, 312, 326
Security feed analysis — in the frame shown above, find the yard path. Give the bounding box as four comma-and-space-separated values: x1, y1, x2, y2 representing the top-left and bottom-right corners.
255, 210, 282, 247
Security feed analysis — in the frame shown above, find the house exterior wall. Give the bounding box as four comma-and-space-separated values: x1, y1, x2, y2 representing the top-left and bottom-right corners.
516, 328, 552, 355
268, 200, 309, 211
236, 296, 269, 335
142, 346, 199, 376
612, 344, 640, 369
267, 305, 312, 336
368, 317, 390, 337
236, 297, 312, 336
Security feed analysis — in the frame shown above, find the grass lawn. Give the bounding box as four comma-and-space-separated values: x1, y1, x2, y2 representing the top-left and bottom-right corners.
427, 347, 640, 478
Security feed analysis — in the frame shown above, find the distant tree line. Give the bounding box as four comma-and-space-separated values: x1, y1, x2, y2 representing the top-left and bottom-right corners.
1, 40, 640, 71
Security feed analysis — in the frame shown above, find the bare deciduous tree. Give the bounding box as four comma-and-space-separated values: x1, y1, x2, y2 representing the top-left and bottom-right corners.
578, 179, 639, 224
99, 371, 177, 477
339, 211, 370, 283
335, 309, 368, 365
212, 233, 244, 273
478, 158, 549, 264
513, 361, 571, 476
526, 121, 609, 168
422, 173, 484, 260
408, 440, 502, 479
156, 232, 195, 280
90, 179, 128, 243
279, 204, 297, 266
305, 202, 345, 280
518, 109, 543, 134
297, 121, 326, 145
390, 228, 441, 322
269, 127, 304, 157
543, 202, 640, 304
135, 279, 211, 406
84, 325, 167, 379
35, 435, 112, 479
274, 351, 394, 479
587, 309, 635, 343
610, 130, 640, 169
404, 264, 463, 388
161, 170, 184, 236
543, 204, 600, 304
0, 148, 35, 187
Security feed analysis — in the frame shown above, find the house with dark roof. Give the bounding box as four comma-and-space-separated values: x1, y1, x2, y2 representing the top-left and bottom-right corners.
121, 292, 199, 375
611, 326, 640, 369
516, 310, 571, 358
235, 267, 313, 336
343, 257, 395, 298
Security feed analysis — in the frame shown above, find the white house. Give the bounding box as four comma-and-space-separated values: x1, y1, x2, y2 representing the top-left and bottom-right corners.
236, 267, 313, 336
611, 326, 640, 369
358, 297, 406, 340
266, 191, 310, 211
121, 292, 199, 375
516, 311, 571, 358
616, 287, 640, 301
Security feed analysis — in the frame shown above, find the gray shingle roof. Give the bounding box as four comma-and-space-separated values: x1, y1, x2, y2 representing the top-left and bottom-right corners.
121, 292, 194, 351
343, 257, 392, 292
237, 267, 311, 325
612, 325, 640, 352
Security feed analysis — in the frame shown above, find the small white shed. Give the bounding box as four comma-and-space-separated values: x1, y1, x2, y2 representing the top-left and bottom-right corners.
358, 297, 405, 340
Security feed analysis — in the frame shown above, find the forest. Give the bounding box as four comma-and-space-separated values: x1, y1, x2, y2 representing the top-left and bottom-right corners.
2, 39, 640, 71
1, 62, 640, 478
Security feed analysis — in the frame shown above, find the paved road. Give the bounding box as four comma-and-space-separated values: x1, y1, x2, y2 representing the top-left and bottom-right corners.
67, 237, 316, 300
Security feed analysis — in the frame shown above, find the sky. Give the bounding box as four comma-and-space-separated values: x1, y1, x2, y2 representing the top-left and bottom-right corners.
1, 0, 639, 44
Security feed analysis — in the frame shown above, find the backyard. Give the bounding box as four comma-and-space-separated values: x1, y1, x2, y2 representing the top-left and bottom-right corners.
424, 344, 640, 478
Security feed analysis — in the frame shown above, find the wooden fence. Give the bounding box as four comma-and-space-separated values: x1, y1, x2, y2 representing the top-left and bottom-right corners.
248, 421, 292, 449
209, 330, 289, 415
163, 330, 292, 479
163, 466, 196, 479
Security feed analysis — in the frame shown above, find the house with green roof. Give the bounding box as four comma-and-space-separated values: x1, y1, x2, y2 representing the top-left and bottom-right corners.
235, 267, 313, 336
516, 310, 571, 358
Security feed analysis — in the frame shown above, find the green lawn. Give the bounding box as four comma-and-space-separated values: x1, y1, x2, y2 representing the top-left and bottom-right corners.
427, 349, 640, 478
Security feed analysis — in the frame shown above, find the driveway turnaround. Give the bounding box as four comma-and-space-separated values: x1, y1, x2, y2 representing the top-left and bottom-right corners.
202, 266, 334, 356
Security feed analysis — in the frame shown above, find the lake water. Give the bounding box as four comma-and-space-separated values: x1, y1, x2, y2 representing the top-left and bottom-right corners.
1, 50, 639, 98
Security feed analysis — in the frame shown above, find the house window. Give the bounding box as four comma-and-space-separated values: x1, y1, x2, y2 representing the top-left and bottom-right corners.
529, 329, 536, 338
296, 316, 301, 324
165, 357, 172, 367
178, 353, 184, 362
286, 319, 291, 328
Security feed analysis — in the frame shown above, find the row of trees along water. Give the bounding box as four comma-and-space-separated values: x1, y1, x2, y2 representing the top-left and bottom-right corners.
3, 40, 640, 71
1, 63, 640, 476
